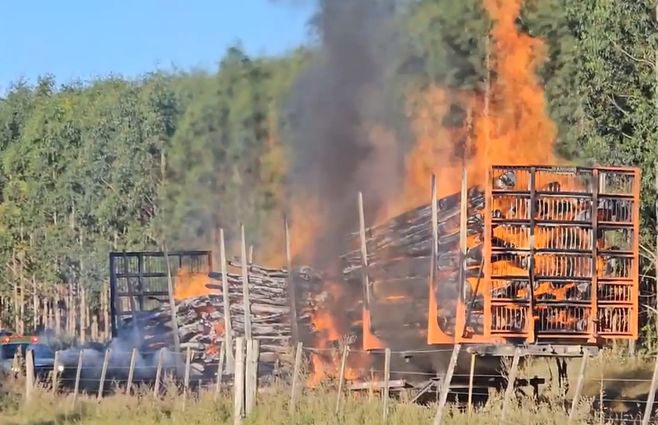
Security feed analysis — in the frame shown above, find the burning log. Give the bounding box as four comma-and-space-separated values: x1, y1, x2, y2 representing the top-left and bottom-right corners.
341, 186, 487, 340
117, 263, 321, 379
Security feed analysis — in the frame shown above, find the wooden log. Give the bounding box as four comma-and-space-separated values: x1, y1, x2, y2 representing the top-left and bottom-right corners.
500, 348, 521, 421
335, 345, 349, 416
642, 352, 658, 425
97, 349, 111, 400
183, 346, 192, 405
240, 226, 253, 341
568, 350, 589, 425
73, 350, 84, 403
220, 229, 235, 373
126, 348, 137, 395
468, 353, 476, 415
285, 217, 299, 345
289, 342, 303, 415
433, 344, 461, 425
383, 348, 391, 422
52, 350, 60, 393
25, 348, 34, 403
154, 348, 164, 398
234, 337, 245, 425
245, 339, 259, 415
163, 242, 182, 357
215, 343, 226, 400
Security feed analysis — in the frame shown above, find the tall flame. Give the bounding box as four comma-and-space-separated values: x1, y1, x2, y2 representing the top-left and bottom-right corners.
396, 0, 559, 214
244, 0, 563, 385
297, 0, 563, 383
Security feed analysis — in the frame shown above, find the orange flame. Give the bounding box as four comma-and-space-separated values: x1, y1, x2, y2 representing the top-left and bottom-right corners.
396, 0, 559, 213
272, 0, 566, 384
174, 266, 212, 300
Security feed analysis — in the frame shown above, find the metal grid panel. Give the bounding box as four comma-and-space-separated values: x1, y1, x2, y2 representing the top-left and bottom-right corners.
109, 251, 212, 337
482, 165, 640, 344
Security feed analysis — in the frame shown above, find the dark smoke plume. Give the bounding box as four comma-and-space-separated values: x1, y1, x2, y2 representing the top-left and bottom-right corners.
283, 0, 408, 266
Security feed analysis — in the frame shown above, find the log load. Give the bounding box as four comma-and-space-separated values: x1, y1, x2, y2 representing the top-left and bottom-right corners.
341, 186, 487, 342
116, 262, 324, 379
340, 173, 606, 344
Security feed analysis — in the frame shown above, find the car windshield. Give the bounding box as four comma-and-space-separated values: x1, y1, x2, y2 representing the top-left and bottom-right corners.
0, 343, 28, 360
30, 344, 54, 358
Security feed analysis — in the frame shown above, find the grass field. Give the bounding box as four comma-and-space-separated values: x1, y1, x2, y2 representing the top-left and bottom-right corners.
0, 386, 582, 425
0, 347, 654, 425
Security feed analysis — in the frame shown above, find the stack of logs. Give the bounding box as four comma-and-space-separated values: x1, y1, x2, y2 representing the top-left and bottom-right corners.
118, 261, 323, 378
341, 187, 487, 342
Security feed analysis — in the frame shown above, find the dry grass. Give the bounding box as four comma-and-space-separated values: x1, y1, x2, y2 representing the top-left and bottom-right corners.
0, 378, 593, 425
2, 348, 656, 425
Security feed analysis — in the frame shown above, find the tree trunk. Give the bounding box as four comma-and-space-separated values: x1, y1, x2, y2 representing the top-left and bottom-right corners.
42, 296, 48, 331
67, 282, 74, 338
55, 290, 61, 334
91, 315, 98, 341
80, 285, 86, 344
101, 283, 110, 340
32, 275, 38, 332
12, 252, 18, 333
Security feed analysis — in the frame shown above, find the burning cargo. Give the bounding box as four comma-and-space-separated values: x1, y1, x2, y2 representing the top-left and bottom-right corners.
109, 251, 323, 381
340, 164, 640, 386
101, 164, 640, 391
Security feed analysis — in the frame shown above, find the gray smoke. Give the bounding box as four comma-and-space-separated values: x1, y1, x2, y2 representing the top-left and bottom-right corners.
54, 327, 183, 393
284, 0, 408, 266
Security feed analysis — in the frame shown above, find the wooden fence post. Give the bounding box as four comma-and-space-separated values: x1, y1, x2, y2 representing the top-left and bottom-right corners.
52, 350, 60, 393
642, 352, 658, 425
568, 350, 589, 424
184, 346, 192, 399
240, 226, 253, 341
468, 353, 476, 415
97, 348, 111, 400
215, 343, 226, 400
154, 348, 164, 398
284, 217, 299, 345
246, 339, 260, 415
383, 348, 391, 422
233, 337, 245, 425
219, 228, 235, 373
500, 348, 521, 421
289, 342, 303, 415
335, 344, 349, 416
73, 350, 84, 403
599, 373, 604, 425
25, 348, 34, 403
125, 348, 137, 395
433, 344, 461, 425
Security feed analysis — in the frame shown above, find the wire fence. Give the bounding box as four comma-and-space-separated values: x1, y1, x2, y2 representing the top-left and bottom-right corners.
10, 342, 658, 425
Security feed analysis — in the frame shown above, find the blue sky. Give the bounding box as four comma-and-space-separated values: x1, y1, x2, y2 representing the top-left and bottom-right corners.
1, 0, 315, 91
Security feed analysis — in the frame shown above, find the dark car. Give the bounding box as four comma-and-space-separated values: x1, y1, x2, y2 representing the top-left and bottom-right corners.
0, 336, 56, 379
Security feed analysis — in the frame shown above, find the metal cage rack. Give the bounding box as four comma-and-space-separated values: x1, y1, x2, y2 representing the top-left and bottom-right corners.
109, 250, 212, 337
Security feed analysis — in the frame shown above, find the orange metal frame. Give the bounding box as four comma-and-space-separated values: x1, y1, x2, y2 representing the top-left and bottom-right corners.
426, 164, 641, 346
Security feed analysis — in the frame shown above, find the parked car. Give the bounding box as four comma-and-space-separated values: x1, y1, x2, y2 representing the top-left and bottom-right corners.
0, 335, 56, 379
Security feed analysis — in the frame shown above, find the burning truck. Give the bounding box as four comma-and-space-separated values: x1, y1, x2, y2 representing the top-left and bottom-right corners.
51, 163, 640, 400
339, 164, 640, 394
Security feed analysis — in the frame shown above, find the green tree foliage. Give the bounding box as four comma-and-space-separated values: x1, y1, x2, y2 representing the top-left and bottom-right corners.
0, 2, 657, 335
0, 45, 301, 327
